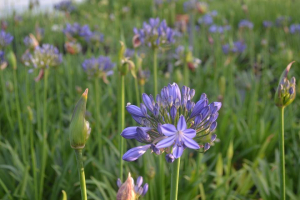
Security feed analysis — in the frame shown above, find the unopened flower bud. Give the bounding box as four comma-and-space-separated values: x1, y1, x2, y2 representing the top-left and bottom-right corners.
117, 173, 136, 200
69, 89, 91, 149
6, 51, 17, 70
275, 61, 296, 108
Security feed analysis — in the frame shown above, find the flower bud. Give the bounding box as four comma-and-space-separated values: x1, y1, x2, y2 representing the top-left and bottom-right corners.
116, 173, 136, 200
69, 89, 91, 149
275, 61, 296, 108
6, 51, 17, 70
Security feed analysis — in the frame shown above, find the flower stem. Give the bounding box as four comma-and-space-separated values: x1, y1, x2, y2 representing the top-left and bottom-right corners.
39, 68, 49, 200
94, 78, 102, 161
183, 60, 189, 86
170, 157, 181, 200
75, 149, 87, 200
279, 107, 285, 200
118, 75, 125, 181
153, 48, 158, 96
159, 156, 165, 200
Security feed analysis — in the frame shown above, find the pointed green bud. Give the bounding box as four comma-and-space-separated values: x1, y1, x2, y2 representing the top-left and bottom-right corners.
69, 89, 91, 149
6, 51, 17, 70
275, 61, 296, 108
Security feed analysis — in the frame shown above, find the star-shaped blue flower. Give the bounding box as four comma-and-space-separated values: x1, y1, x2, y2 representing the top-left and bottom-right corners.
156, 115, 200, 158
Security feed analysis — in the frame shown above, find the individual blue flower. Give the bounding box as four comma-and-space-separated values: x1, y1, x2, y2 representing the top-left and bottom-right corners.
0, 30, 13, 50
238, 19, 253, 29
30, 44, 63, 69
122, 83, 221, 162
133, 18, 176, 49
290, 24, 300, 34
156, 115, 199, 158
82, 56, 115, 80
263, 21, 273, 28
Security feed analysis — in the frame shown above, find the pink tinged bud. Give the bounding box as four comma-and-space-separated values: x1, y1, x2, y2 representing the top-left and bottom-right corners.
117, 173, 136, 200
132, 34, 141, 48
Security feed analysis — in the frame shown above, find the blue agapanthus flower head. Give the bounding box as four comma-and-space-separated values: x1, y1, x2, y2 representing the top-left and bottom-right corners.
54, 0, 75, 12
30, 44, 63, 69
290, 24, 300, 34
0, 30, 13, 50
198, 14, 213, 25
208, 25, 231, 34
82, 56, 115, 79
222, 41, 246, 54
133, 18, 176, 49
63, 23, 93, 41
122, 83, 221, 162
238, 19, 253, 29
263, 21, 273, 28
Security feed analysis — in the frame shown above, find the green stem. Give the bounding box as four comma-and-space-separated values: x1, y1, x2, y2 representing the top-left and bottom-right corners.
39, 68, 49, 200
159, 156, 165, 200
279, 107, 285, 200
75, 149, 87, 200
0, 69, 14, 130
55, 70, 62, 125
153, 48, 158, 96
35, 71, 42, 135
118, 75, 125, 181
183, 60, 189, 86
13, 69, 26, 162
170, 157, 181, 200
94, 78, 102, 160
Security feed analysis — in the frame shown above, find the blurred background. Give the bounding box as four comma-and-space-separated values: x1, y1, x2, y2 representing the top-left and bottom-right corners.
0, 0, 300, 199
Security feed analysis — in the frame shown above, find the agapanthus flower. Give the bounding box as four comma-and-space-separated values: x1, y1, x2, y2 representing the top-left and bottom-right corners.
122, 83, 221, 162
63, 23, 93, 41
23, 34, 39, 49
208, 25, 231, 33
65, 41, 82, 54
88, 31, 104, 43
275, 16, 291, 27
0, 30, 13, 50
133, 18, 176, 49
30, 44, 63, 69
290, 24, 300, 34
117, 173, 148, 200
183, 0, 208, 13
54, 0, 75, 12
222, 41, 246, 54
198, 14, 213, 25
263, 21, 273, 28
238, 19, 253, 29
82, 56, 115, 80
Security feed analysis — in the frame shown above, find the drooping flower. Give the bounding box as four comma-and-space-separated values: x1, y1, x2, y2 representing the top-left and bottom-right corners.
30, 44, 63, 69
133, 18, 176, 49
122, 83, 221, 162
0, 30, 13, 50
82, 56, 115, 80
117, 173, 148, 200
238, 19, 253, 29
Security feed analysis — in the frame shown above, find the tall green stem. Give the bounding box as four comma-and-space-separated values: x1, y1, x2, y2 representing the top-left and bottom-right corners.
159, 156, 165, 200
39, 68, 49, 200
118, 75, 125, 181
75, 149, 87, 200
153, 48, 158, 96
94, 78, 102, 160
13, 68, 26, 162
0, 69, 14, 130
183, 60, 189, 86
170, 157, 181, 200
55, 70, 62, 125
35, 71, 42, 135
279, 107, 285, 200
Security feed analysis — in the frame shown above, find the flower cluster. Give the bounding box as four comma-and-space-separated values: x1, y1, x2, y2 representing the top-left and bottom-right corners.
63, 23, 104, 43
290, 24, 300, 34
133, 18, 176, 49
121, 83, 221, 162
30, 44, 63, 69
275, 16, 291, 27
54, 0, 75, 12
117, 173, 148, 199
263, 21, 273, 28
208, 25, 231, 33
238, 19, 253, 29
82, 56, 115, 80
183, 0, 208, 13
0, 30, 13, 50
222, 41, 247, 54
23, 34, 39, 49
198, 11, 218, 25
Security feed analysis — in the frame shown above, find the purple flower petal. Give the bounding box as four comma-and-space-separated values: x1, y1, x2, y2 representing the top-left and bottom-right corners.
183, 136, 199, 149
160, 124, 177, 136
126, 105, 144, 117
182, 128, 196, 138
142, 93, 154, 112
156, 135, 176, 148
177, 115, 187, 131
122, 145, 151, 161
173, 145, 184, 158
121, 127, 138, 139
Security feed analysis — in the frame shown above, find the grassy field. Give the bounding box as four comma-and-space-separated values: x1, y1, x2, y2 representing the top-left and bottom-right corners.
0, 0, 300, 199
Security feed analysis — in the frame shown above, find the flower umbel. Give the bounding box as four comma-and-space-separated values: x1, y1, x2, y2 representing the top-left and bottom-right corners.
30, 44, 63, 69
275, 61, 296, 108
122, 83, 221, 162
0, 30, 13, 50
